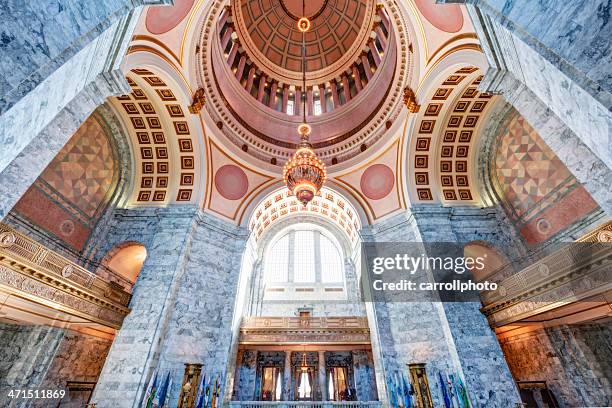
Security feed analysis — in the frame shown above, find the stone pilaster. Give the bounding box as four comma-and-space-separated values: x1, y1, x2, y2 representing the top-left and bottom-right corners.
352, 350, 377, 400
90, 207, 248, 407
317, 351, 327, 400
363, 208, 523, 407
361, 211, 461, 407
154, 212, 249, 408
283, 351, 292, 400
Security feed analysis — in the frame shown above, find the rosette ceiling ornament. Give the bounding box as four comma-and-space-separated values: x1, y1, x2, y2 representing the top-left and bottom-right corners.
282, 4, 327, 206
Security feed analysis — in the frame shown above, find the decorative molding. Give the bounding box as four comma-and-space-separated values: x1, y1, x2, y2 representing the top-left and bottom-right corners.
239, 316, 370, 345
0, 223, 131, 329
481, 223, 612, 327
403, 87, 420, 113
188, 88, 206, 114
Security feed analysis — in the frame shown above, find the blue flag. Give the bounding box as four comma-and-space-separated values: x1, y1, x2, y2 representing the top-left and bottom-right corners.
154, 372, 171, 407
195, 373, 206, 408
402, 373, 414, 408
388, 376, 398, 408
144, 370, 158, 408
439, 371, 451, 408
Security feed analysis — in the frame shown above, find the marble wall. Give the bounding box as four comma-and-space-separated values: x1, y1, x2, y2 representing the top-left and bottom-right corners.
0, 0, 171, 114
233, 350, 258, 400
352, 350, 378, 400
361, 212, 462, 406
0, 323, 112, 408
499, 322, 612, 407
155, 213, 249, 408
451, 0, 612, 107
0, 11, 136, 221
0, 324, 64, 407
33, 332, 112, 408
454, 0, 612, 215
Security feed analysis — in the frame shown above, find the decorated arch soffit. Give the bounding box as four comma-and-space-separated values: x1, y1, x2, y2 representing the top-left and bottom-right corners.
114, 0, 485, 223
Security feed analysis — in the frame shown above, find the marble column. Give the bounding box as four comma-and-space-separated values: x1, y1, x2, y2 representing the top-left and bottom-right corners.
441, 1, 612, 183
331, 81, 340, 108
269, 81, 278, 109
89, 207, 248, 408
318, 84, 327, 114
221, 26, 234, 49
245, 66, 256, 93
352, 66, 363, 92
369, 39, 382, 66
318, 351, 327, 400
361, 55, 373, 80
227, 42, 239, 66
0, 9, 144, 220
257, 74, 267, 102
410, 205, 523, 407
284, 351, 292, 400
361, 210, 522, 407
341, 75, 351, 102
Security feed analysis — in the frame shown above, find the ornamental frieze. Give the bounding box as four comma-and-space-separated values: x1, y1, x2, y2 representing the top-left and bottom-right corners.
481, 223, 612, 327
0, 224, 131, 329
240, 316, 371, 345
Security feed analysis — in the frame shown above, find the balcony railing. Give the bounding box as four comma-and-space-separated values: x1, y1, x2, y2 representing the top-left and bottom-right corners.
0, 223, 131, 329
480, 222, 612, 327
239, 316, 371, 345
229, 402, 382, 408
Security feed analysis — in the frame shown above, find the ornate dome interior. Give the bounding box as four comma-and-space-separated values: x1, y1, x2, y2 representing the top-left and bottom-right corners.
1, 1, 610, 407
235, 0, 373, 79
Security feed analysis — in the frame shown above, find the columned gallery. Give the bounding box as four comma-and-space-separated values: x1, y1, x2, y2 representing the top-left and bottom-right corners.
0, 1, 610, 407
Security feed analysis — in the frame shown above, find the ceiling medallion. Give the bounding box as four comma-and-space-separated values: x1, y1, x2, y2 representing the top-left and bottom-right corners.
283, 6, 326, 206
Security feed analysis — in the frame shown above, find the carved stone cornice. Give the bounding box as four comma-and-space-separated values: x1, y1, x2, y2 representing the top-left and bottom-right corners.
481, 222, 612, 327
0, 224, 131, 329
239, 316, 371, 345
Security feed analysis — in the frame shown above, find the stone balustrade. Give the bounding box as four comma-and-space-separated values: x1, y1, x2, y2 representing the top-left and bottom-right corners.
480, 222, 612, 327
240, 316, 370, 345
0, 223, 131, 329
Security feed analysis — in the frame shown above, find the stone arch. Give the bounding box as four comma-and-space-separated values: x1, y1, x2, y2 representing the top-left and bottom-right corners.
8, 104, 132, 253
110, 52, 207, 207
401, 48, 491, 206
463, 240, 511, 281
99, 240, 148, 286
477, 105, 602, 244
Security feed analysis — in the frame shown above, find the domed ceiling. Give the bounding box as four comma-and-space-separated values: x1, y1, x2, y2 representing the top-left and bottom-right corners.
233, 0, 376, 83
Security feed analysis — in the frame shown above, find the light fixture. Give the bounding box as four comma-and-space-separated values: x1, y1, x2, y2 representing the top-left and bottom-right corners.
282, 0, 327, 206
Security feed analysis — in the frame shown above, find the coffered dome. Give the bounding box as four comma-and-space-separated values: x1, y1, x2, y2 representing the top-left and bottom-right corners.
198, 0, 409, 168
233, 0, 376, 84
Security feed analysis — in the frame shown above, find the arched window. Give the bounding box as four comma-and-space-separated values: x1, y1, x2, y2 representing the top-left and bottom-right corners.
320, 233, 343, 283
264, 234, 289, 282
294, 230, 316, 282
263, 224, 344, 285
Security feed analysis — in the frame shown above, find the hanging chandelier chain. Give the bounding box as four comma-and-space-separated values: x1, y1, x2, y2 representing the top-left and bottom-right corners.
283, 0, 326, 207
301, 0, 307, 128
